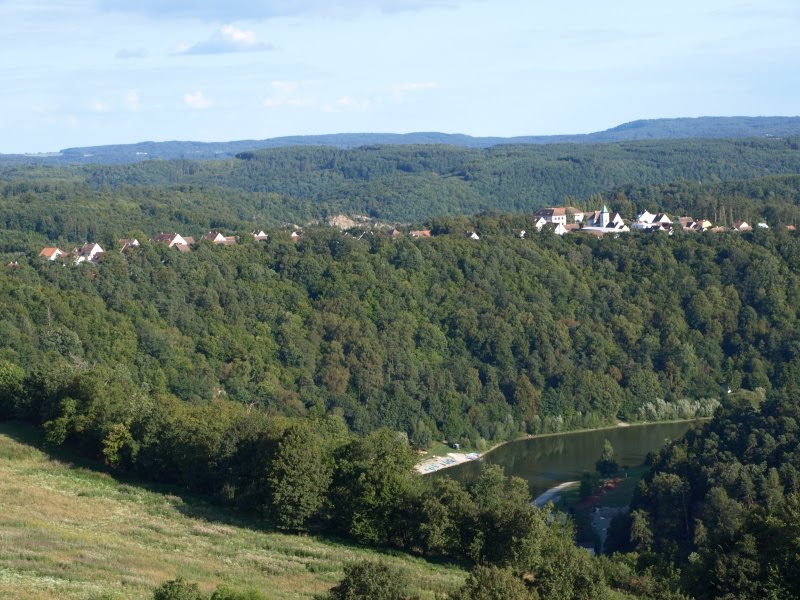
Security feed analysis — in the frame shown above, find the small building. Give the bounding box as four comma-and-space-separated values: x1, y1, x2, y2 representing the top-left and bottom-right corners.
291, 230, 303, 242
74, 242, 104, 264
119, 238, 140, 253
409, 229, 432, 238
153, 232, 194, 252
251, 230, 269, 241
733, 221, 753, 232
39, 247, 66, 261
632, 210, 672, 232
582, 205, 630, 233
465, 231, 480, 240
386, 228, 403, 238
534, 207, 568, 224
203, 231, 237, 246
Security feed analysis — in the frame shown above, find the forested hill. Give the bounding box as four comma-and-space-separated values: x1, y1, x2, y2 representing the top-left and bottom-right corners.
3, 219, 800, 448
2, 116, 800, 164
3, 137, 800, 228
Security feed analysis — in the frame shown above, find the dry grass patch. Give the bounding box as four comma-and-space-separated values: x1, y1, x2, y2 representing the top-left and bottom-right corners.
0, 423, 465, 599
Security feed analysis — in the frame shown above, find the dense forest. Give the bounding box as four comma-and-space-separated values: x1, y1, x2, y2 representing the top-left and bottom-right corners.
5, 136, 800, 598
2, 137, 800, 230
5, 221, 800, 447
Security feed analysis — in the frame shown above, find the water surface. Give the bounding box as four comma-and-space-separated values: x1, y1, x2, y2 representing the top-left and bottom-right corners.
443, 421, 698, 499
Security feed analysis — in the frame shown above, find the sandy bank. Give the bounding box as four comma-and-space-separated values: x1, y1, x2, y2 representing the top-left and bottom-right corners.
415, 452, 481, 474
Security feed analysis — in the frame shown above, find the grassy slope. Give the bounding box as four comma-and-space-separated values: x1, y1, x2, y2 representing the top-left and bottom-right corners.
0, 423, 465, 600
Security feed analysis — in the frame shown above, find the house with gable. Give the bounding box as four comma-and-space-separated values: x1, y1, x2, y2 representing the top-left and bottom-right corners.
733, 221, 753, 232
74, 242, 104, 264
251, 230, 269, 241
119, 238, 140, 253
409, 229, 432, 238
39, 247, 65, 261
632, 210, 673, 232
203, 231, 237, 246
581, 205, 629, 234
153, 232, 194, 252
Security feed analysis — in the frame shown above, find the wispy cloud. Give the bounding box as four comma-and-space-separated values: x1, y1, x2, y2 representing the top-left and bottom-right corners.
391, 82, 438, 101
183, 90, 213, 109
176, 24, 274, 55
98, 0, 469, 21
263, 80, 315, 108
323, 95, 371, 113
115, 48, 147, 60
124, 90, 142, 112
89, 100, 111, 112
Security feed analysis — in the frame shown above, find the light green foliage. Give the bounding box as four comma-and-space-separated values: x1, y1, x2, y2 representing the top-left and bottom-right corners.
453, 565, 535, 600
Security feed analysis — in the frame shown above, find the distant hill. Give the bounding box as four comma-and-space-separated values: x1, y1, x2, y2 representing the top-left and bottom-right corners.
2, 116, 799, 165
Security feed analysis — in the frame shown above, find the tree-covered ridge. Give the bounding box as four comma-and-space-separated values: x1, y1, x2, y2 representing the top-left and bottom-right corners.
2, 220, 800, 446
3, 137, 800, 228
3, 116, 800, 165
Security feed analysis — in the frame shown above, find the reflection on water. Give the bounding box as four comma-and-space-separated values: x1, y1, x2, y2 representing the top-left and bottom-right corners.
441, 421, 699, 499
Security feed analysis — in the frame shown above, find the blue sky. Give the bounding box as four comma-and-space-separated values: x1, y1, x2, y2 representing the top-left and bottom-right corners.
0, 0, 798, 153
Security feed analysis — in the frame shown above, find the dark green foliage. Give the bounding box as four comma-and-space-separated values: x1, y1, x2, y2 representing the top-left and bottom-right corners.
264, 422, 333, 531
318, 561, 412, 600
209, 586, 266, 600
152, 577, 206, 600
595, 439, 619, 478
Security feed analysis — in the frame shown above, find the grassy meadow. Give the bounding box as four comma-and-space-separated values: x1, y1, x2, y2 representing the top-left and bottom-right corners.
0, 423, 465, 599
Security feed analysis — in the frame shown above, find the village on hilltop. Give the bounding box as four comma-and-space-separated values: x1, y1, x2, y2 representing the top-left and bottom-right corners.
31, 205, 787, 267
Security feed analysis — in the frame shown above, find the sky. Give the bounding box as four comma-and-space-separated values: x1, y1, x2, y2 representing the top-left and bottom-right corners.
0, 0, 798, 153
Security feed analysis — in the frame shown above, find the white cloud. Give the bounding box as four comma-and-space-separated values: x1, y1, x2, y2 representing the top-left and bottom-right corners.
184, 90, 213, 109
176, 24, 275, 55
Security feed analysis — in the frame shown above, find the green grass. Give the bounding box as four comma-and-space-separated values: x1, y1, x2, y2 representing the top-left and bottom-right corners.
600, 467, 648, 508
0, 422, 466, 600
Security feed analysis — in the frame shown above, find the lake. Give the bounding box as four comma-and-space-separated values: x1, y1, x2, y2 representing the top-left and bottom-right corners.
441, 421, 699, 499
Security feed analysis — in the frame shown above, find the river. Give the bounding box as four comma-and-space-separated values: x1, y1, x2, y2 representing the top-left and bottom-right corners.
441, 421, 699, 500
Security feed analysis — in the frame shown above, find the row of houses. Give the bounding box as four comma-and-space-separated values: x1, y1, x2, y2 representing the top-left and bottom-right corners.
38, 230, 271, 263
532, 206, 770, 237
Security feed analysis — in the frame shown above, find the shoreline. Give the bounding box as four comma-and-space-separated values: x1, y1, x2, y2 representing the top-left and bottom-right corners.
533, 480, 578, 507
415, 417, 708, 475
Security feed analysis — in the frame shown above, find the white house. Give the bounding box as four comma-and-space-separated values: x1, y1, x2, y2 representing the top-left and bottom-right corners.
251, 230, 269, 241
203, 231, 237, 246
632, 210, 673, 231
582, 206, 630, 233
153, 232, 194, 252
74, 242, 104, 264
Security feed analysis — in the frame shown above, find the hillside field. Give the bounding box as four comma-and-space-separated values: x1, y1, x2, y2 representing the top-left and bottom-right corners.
0, 423, 465, 600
